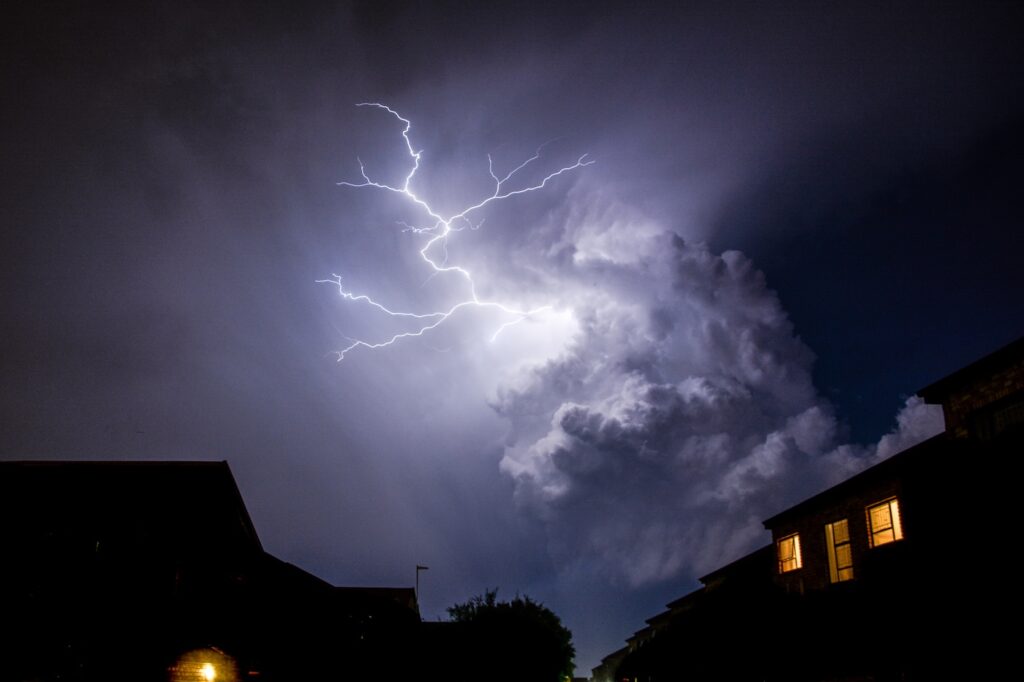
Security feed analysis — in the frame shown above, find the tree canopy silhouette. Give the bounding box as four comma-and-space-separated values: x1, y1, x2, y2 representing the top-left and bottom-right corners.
446, 589, 575, 682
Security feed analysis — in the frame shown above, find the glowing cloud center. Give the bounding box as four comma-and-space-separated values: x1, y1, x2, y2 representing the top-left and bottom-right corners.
320, 103, 593, 360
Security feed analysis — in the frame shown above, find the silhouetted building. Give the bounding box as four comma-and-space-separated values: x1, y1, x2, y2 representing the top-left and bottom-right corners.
1, 460, 419, 681
605, 546, 779, 682
595, 336, 1024, 681
918, 336, 1024, 441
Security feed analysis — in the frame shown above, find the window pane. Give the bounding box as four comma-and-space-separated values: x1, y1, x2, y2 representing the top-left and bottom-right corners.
867, 497, 904, 547
835, 544, 852, 568
890, 499, 904, 541
870, 505, 891, 532
833, 519, 849, 543
777, 534, 801, 572
825, 519, 853, 582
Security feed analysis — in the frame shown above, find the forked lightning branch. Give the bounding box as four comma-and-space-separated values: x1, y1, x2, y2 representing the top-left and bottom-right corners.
319, 103, 592, 360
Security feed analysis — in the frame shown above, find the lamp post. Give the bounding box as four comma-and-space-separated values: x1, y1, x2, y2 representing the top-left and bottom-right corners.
415, 564, 429, 605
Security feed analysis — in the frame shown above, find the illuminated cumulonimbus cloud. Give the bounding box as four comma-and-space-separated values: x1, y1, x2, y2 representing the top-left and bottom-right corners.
491, 192, 944, 585
320, 103, 593, 360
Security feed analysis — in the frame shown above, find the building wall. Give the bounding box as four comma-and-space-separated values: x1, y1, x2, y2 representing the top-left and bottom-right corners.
769, 473, 904, 594
941, 355, 1024, 438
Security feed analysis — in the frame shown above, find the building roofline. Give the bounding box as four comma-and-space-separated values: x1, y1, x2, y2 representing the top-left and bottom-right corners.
1, 459, 263, 550
698, 543, 773, 584
664, 586, 704, 611
918, 335, 1024, 403
2, 459, 231, 468
761, 433, 949, 528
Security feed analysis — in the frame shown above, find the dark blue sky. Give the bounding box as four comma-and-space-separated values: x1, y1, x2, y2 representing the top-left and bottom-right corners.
3, 1, 1022, 672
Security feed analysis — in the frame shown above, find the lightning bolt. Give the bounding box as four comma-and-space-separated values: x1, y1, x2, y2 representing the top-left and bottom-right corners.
320, 103, 593, 360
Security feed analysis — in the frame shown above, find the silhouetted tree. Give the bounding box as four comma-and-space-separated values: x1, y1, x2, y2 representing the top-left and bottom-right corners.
446, 589, 574, 682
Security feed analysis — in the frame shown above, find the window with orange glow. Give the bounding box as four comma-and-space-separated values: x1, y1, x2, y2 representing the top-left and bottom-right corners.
825, 519, 853, 582
777, 533, 802, 573
866, 497, 904, 547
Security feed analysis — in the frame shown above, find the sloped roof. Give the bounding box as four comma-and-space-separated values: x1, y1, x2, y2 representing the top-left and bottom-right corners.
918, 335, 1024, 404
761, 433, 950, 528
0, 459, 263, 553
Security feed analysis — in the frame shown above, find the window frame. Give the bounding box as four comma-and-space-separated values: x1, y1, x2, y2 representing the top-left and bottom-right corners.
776, 532, 803, 573
866, 497, 904, 548
824, 518, 853, 582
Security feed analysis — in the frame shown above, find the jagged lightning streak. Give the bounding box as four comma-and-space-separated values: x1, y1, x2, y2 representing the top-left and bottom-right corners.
319, 103, 593, 360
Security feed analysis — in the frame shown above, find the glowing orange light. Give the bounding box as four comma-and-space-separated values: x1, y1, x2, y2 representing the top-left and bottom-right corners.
777, 533, 802, 573
170, 648, 238, 682
867, 497, 904, 547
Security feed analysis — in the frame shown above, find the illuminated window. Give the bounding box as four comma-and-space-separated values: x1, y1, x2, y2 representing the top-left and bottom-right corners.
866, 497, 904, 547
777, 533, 802, 573
825, 519, 853, 582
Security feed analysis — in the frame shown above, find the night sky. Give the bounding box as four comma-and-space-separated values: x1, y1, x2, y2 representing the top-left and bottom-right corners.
4, 1, 1023, 672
